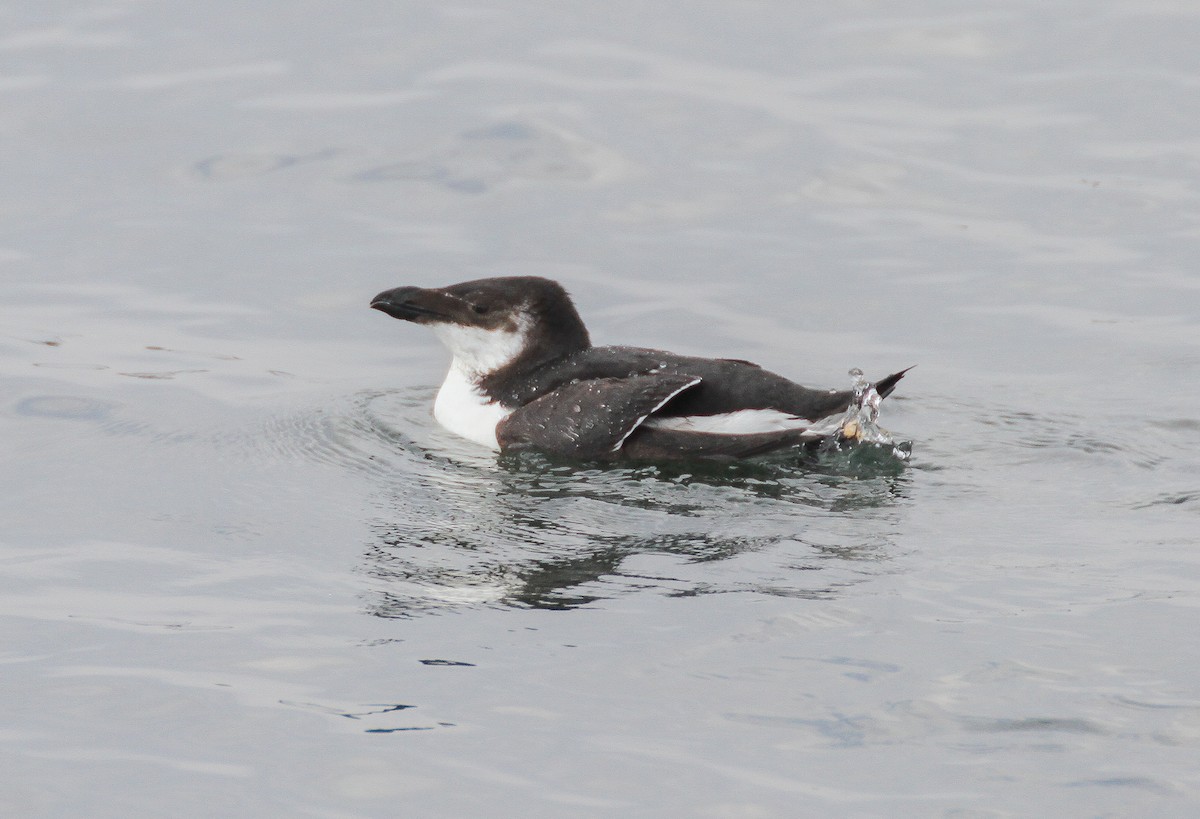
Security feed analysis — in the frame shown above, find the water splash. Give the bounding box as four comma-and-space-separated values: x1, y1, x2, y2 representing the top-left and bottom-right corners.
815, 368, 911, 463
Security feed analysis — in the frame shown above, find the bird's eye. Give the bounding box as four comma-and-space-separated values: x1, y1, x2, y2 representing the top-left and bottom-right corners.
471, 303, 489, 315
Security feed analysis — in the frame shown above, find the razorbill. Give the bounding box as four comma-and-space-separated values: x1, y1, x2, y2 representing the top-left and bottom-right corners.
370, 276, 909, 460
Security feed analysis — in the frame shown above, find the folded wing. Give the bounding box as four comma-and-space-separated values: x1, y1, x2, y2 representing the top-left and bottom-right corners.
497, 373, 702, 458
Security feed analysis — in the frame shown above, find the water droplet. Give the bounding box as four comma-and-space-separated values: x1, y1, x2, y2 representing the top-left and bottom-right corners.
825, 367, 896, 449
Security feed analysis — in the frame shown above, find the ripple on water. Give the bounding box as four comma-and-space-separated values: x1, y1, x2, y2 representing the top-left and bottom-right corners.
353, 119, 627, 193
191, 148, 338, 180
251, 387, 917, 617
1134, 491, 1200, 511
14, 395, 118, 421
929, 394, 1197, 512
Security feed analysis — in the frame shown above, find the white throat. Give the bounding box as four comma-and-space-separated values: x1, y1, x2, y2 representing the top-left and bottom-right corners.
431, 318, 529, 376
429, 317, 529, 450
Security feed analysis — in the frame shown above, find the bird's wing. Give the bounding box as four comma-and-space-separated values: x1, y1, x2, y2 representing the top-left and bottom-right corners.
496, 373, 701, 458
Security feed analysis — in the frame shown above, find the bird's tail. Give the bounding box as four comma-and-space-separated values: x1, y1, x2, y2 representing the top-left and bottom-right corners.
874, 366, 914, 399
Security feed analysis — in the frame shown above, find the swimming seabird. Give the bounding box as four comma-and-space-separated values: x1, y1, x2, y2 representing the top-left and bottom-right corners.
370, 276, 909, 460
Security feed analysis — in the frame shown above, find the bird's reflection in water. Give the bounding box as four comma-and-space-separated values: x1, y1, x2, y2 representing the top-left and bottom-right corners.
361, 441, 912, 618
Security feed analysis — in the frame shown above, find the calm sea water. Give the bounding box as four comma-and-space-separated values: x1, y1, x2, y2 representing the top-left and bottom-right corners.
3, 1, 1200, 816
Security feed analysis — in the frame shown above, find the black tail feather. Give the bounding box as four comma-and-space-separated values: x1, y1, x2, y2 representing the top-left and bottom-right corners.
874, 366, 915, 399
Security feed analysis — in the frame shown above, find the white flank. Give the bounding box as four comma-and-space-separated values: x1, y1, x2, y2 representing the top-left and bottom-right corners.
642, 408, 813, 434
434, 362, 512, 450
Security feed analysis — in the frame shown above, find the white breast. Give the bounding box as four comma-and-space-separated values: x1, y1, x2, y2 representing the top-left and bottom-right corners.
433, 362, 512, 450
642, 408, 813, 434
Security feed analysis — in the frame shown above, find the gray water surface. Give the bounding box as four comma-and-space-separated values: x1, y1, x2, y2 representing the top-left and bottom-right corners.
3, 1, 1200, 816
